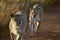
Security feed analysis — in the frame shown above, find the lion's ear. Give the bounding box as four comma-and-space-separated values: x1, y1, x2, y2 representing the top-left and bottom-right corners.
10, 14, 14, 17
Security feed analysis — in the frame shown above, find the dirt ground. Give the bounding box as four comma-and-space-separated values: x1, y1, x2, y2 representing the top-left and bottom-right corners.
0, 4, 60, 40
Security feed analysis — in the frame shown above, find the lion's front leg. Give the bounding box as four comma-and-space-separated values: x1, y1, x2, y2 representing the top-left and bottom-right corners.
15, 33, 20, 40
34, 21, 39, 33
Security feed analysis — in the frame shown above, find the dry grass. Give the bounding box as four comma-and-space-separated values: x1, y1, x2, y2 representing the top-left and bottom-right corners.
0, 0, 20, 27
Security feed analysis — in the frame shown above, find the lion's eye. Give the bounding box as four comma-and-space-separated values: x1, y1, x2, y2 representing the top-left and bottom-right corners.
38, 7, 40, 8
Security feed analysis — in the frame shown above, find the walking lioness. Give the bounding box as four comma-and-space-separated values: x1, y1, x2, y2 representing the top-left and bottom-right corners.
9, 10, 27, 40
